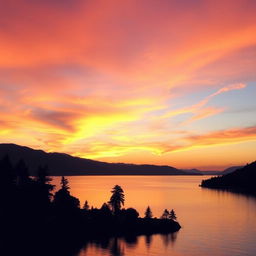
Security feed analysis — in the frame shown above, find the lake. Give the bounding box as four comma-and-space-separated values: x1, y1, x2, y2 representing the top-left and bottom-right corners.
52, 176, 256, 256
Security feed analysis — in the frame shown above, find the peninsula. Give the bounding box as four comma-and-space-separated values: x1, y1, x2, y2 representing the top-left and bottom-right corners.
201, 161, 256, 195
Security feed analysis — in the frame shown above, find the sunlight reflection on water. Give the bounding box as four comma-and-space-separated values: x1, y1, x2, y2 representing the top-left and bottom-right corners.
51, 176, 256, 256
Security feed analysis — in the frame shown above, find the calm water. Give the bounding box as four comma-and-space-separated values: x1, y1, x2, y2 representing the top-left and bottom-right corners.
52, 176, 256, 256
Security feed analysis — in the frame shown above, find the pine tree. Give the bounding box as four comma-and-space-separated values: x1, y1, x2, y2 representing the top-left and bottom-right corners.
60, 176, 69, 191
15, 159, 30, 186
83, 200, 90, 211
36, 165, 52, 185
169, 209, 177, 220
35, 165, 55, 203
144, 206, 153, 219
161, 209, 169, 219
53, 177, 80, 213
108, 185, 125, 213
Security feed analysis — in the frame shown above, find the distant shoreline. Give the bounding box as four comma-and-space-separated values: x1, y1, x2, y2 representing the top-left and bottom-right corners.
48, 173, 204, 176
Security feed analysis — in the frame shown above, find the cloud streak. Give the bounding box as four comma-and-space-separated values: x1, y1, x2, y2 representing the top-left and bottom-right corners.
0, 0, 256, 168
72, 125, 256, 160
162, 83, 246, 124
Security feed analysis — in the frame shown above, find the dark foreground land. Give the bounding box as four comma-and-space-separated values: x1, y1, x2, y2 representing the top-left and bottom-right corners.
0, 155, 180, 256
201, 161, 256, 195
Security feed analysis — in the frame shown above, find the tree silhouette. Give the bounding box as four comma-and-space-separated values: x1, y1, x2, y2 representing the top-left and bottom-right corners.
0, 155, 16, 188
161, 209, 169, 219
83, 200, 90, 211
101, 202, 111, 212
144, 206, 153, 219
15, 159, 30, 186
35, 165, 55, 205
36, 165, 52, 185
53, 176, 80, 213
108, 185, 125, 214
124, 208, 139, 221
60, 176, 69, 190
0, 153, 182, 254
100, 203, 112, 218
169, 209, 177, 220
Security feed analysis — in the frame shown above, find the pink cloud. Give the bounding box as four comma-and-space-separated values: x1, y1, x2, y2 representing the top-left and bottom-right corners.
0, 0, 255, 167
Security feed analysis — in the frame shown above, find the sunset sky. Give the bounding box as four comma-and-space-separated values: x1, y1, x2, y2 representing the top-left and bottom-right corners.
0, 0, 256, 170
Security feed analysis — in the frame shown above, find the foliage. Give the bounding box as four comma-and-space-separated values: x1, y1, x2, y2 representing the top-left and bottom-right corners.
60, 176, 70, 190
36, 165, 52, 185
34, 165, 55, 206
53, 176, 80, 213
108, 185, 125, 213
161, 209, 169, 219
144, 206, 153, 219
15, 159, 30, 186
169, 209, 177, 220
124, 208, 139, 220
83, 200, 90, 211
101, 202, 111, 213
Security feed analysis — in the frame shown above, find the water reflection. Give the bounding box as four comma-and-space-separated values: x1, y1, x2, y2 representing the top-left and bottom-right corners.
51, 176, 256, 256
201, 186, 256, 200
161, 232, 178, 247
78, 232, 178, 256
145, 234, 152, 248
79, 236, 133, 256
110, 238, 124, 256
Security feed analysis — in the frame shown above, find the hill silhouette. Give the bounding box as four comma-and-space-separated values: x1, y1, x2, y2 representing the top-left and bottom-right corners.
201, 161, 256, 194
183, 166, 244, 175
0, 143, 189, 176
220, 165, 243, 175
180, 168, 202, 175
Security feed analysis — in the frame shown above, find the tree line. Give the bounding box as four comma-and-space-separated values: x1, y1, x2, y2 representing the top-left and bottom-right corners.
0, 155, 180, 255
0, 154, 178, 218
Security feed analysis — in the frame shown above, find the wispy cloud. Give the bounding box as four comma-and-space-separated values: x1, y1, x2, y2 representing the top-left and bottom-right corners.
71, 125, 256, 160
183, 107, 225, 124
162, 83, 246, 124
0, 0, 255, 167
185, 125, 256, 148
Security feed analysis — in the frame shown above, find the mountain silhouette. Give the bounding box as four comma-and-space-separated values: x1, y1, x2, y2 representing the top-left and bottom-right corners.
182, 166, 244, 175
0, 143, 189, 176
181, 168, 203, 175
220, 166, 243, 175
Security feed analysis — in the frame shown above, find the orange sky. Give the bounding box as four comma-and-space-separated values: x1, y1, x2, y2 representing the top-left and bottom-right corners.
0, 0, 256, 170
